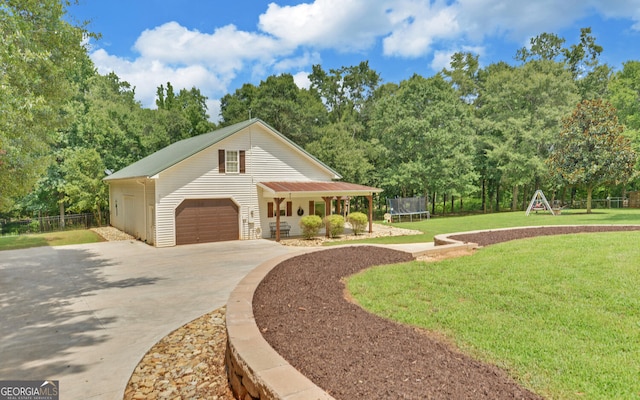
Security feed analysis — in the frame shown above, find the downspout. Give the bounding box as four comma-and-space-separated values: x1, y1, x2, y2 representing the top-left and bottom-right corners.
249, 125, 254, 239
137, 179, 147, 242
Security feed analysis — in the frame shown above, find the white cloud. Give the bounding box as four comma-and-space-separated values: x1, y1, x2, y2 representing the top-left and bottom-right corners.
589, 0, 640, 31
430, 50, 455, 72
455, 0, 590, 41
258, 0, 392, 51
273, 51, 322, 72
383, 1, 461, 57
89, 21, 296, 109
292, 71, 312, 89
134, 22, 288, 73
91, 48, 228, 108
207, 98, 221, 122
85, 0, 640, 117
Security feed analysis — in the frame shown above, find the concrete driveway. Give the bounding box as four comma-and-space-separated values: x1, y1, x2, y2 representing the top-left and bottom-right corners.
0, 239, 299, 399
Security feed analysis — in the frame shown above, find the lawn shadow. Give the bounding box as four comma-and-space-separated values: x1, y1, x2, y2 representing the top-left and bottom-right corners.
0, 246, 162, 379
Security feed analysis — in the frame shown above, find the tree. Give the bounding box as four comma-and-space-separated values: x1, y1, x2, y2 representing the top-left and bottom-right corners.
219, 74, 328, 147
0, 0, 90, 209
156, 83, 215, 140
608, 61, 640, 146
61, 148, 109, 223
219, 83, 258, 123
548, 99, 637, 213
442, 51, 480, 102
252, 74, 324, 145
516, 28, 609, 100
305, 122, 373, 184
515, 28, 602, 74
309, 61, 380, 125
370, 74, 477, 206
66, 72, 145, 172
477, 60, 578, 210
561, 27, 604, 81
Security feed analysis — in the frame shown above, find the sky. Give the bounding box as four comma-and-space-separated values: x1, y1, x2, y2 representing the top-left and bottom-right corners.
66, 0, 640, 121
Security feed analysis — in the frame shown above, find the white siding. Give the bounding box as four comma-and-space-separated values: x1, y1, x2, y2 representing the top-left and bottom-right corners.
256, 192, 324, 238
154, 124, 336, 247
108, 179, 149, 241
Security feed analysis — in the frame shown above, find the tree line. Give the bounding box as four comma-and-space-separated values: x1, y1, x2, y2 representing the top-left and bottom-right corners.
1, 1, 638, 222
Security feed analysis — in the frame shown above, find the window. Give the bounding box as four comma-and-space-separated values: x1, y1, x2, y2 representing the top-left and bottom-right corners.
219, 149, 246, 174
226, 150, 239, 173
267, 201, 293, 218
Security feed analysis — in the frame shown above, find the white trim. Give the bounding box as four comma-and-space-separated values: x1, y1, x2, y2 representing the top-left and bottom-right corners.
225, 149, 240, 174
172, 195, 242, 213
172, 196, 243, 242
256, 182, 382, 198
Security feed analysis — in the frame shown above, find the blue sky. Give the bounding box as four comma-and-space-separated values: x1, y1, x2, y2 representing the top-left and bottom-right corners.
67, 1, 640, 120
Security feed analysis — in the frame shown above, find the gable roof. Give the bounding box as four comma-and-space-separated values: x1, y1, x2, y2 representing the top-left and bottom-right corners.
104, 118, 340, 181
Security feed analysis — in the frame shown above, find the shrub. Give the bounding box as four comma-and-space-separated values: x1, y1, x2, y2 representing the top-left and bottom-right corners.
299, 215, 323, 239
28, 219, 40, 234
325, 214, 345, 238
347, 212, 368, 235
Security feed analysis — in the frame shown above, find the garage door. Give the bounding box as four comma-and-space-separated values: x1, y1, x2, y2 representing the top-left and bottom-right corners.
175, 199, 239, 245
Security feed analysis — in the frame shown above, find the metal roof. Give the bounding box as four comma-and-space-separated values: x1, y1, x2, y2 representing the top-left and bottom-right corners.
103, 119, 340, 181
257, 181, 383, 198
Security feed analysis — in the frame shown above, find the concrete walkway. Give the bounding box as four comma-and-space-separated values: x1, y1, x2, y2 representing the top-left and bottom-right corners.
0, 239, 299, 400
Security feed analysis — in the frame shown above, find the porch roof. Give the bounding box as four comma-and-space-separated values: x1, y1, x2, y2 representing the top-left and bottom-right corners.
257, 181, 383, 198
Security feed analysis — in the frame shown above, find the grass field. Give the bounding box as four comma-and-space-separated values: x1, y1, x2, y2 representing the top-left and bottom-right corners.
0, 229, 104, 251
348, 210, 640, 399
330, 208, 640, 245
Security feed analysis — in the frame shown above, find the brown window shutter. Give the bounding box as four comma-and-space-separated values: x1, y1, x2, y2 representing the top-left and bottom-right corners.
239, 150, 246, 173
309, 201, 314, 216
268, 202, 274, 218
218, 149, 225, 173
286, 201, 292, 217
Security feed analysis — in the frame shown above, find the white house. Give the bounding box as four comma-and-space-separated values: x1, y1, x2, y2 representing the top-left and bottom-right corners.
104, 119, 382, 247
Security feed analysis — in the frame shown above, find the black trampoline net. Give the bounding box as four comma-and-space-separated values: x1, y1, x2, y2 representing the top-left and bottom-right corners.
387, 196, 427, 214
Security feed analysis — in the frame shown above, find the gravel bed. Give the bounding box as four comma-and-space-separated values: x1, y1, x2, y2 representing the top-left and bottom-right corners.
278, 222, 422, 247
91, 226, 135, 241
123, 308, 234, 400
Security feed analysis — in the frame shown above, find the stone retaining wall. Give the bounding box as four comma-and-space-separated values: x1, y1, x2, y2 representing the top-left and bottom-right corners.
225, 250, 335, 400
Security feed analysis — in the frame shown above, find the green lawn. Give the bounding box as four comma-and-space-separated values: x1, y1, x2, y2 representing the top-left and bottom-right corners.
330, 208, 640, 245
0, 229, 104, 251
348, 211, 640, 399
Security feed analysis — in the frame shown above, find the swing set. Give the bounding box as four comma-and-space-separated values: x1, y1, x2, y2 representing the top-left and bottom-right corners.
525, 190, 562, 216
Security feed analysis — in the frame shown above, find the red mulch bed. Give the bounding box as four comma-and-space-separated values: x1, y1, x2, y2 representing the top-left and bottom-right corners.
253, 226, 640, 399
449, 225, 640, 246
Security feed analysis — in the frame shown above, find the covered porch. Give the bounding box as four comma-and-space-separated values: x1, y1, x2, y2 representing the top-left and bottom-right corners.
257, 181, 383, 242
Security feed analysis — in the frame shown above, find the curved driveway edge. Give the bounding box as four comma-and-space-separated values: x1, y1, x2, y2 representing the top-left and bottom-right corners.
225, 248, 335, 400
225, 241, 472, 400
0, 239, 298, 400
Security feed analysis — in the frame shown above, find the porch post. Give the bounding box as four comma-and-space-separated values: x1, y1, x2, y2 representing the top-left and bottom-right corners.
322, 196, 333, 238
274, 197, 284, 242
367, 194, 373, 233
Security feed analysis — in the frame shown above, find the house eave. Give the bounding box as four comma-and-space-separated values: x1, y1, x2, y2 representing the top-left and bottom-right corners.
257, 181, 383, 198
